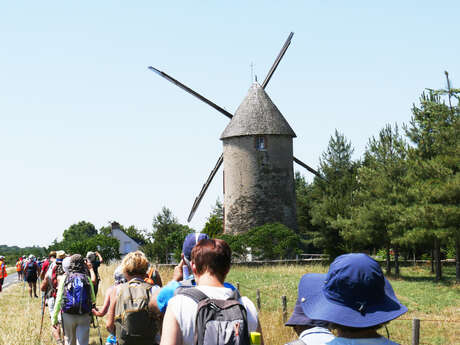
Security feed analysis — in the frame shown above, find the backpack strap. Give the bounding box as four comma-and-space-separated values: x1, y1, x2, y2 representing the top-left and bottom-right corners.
285, 340, 306, 345
228, 288, 242, 300
176, 287, 208, 304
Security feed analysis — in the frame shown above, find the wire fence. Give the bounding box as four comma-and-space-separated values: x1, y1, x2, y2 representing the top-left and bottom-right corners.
234, 281, 459, 345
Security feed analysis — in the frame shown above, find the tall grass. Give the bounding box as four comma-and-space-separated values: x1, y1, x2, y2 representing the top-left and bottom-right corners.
0, 263, 458, 345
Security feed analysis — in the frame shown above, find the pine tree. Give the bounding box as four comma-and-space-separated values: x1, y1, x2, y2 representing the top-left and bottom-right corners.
342, 124, 408, 276
310, 130, 359, 260
295, 172, 319, 252
404, 82, 460, 282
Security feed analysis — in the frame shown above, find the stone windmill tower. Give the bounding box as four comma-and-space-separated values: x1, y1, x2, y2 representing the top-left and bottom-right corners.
220, 83, 297, 234
148, 33, 322, 234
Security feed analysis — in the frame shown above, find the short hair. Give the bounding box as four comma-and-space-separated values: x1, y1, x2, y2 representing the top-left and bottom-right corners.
121, 251, 149, 277
191, 238, 231, 282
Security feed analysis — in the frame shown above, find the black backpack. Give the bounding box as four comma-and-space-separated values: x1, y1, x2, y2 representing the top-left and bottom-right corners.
177, 287, 250, 345
25, 262, 37, 280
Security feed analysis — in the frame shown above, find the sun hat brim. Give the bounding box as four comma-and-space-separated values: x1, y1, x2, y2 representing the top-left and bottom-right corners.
299, 273, 407, 328
285, 298, 328, 328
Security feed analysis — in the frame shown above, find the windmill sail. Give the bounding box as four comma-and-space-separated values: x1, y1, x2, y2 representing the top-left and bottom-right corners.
293, 157, 324, 180
261, 32, 294, 89
187, 154, 224, 222
148, 66, 233, 120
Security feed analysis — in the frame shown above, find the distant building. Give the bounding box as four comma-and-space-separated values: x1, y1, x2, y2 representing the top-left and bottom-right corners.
110, 222, 140, 255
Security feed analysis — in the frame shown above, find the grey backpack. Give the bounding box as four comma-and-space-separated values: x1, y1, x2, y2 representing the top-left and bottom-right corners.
177, 287, 251, 345
114, 279, 159, 345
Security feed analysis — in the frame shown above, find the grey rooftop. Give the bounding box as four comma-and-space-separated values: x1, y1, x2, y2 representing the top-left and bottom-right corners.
220, 83, 296, 140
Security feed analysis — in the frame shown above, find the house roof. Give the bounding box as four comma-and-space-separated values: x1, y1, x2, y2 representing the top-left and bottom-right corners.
220, 83, 296, 140
110, 227, 142, 246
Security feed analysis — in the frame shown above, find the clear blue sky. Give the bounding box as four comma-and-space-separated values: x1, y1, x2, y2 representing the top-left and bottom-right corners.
1, 1, 459, 247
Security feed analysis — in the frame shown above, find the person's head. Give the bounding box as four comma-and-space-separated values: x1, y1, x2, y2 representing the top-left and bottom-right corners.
62, 256, 72, 274
86, 251, 96, 262
28, 254, 35, 261
0, 256, 4, 261
298, 253, 407, 332
49, 251, 57, 259
114, 265, 127, 285
68, 254, 88, 274
121, 251, 149, 278
191, 238, 231, 283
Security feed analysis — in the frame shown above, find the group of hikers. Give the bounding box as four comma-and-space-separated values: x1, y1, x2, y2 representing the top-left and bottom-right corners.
0, 234, 408, 345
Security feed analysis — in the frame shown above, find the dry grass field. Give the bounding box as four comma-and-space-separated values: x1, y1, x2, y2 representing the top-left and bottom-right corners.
0, 262, 458, 345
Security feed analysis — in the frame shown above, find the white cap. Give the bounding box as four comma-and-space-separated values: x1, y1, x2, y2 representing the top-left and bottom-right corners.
62, 256, 71, 274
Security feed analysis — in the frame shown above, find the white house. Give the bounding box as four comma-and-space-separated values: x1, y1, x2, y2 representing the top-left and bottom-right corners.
110, 222, 141, 255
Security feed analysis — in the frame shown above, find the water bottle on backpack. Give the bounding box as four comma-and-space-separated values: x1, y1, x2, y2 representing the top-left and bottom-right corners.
105, 334, 117, 345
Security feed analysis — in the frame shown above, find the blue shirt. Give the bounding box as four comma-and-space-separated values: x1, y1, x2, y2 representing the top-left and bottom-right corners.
156, 278, 236, 313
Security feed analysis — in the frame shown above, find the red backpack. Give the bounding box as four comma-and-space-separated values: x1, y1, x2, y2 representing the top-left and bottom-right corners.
49, 264, 59, 298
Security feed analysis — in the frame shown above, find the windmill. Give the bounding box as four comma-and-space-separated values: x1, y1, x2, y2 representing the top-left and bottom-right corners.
148, 32, 322, 235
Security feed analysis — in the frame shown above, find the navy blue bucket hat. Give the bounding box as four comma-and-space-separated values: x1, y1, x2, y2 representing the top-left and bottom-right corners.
285, 297, 329, 328
182, 233, 209, 261
299, 253, 407, 328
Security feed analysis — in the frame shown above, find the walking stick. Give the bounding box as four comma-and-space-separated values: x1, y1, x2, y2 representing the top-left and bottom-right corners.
92, 314, 103, 345
39, 293, 46, 339
60, 311, 66, 344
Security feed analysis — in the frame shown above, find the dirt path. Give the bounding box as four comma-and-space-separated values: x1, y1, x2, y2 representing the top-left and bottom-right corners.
2, 272, 18, 289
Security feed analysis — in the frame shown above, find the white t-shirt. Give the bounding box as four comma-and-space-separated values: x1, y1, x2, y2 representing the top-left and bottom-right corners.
296, 327, 335, 344
168, 285, 259, 345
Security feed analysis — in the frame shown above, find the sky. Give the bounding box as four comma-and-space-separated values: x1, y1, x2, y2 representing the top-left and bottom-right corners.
1, 1, 459, 247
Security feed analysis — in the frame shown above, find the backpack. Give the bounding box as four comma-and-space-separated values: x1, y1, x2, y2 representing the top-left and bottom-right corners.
46, 264, 59, 298
62, 273, 92, 314
114, 279, 159, 345
25, 262, 37, 280
177, 287, 250, 345
144, 267, 161, 287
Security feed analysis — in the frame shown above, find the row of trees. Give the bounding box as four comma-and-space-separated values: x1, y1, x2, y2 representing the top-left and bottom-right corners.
41, 77, 457, 283
295, 82, 459, 281
0, 245, 46, 265
198, 79, 459, 282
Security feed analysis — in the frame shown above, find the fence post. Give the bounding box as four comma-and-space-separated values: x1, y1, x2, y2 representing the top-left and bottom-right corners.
412, 318, 420, 345
282, 295, 287, 323
256, 289, 261, 310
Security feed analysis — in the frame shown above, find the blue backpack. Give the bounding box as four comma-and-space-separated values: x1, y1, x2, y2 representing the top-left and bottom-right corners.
62, 272, 92, 314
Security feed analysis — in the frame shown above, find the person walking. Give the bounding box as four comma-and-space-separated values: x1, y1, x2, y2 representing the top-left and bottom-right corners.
160, 238, 263, 345
24, 254, 40, 297
41, 250, 67, 344
16, 257, 23, 281
40, 251, 57, 280
91, 265, 126, 345
52, 254, 96, 345
105, 251, 161, 345
296, 253, 408, 345
86, 251, 103, 297
0, 256, 7, 293
284, 297, 334, 345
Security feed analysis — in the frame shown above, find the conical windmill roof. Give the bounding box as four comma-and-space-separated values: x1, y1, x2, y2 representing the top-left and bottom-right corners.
220, 83, 296, 140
